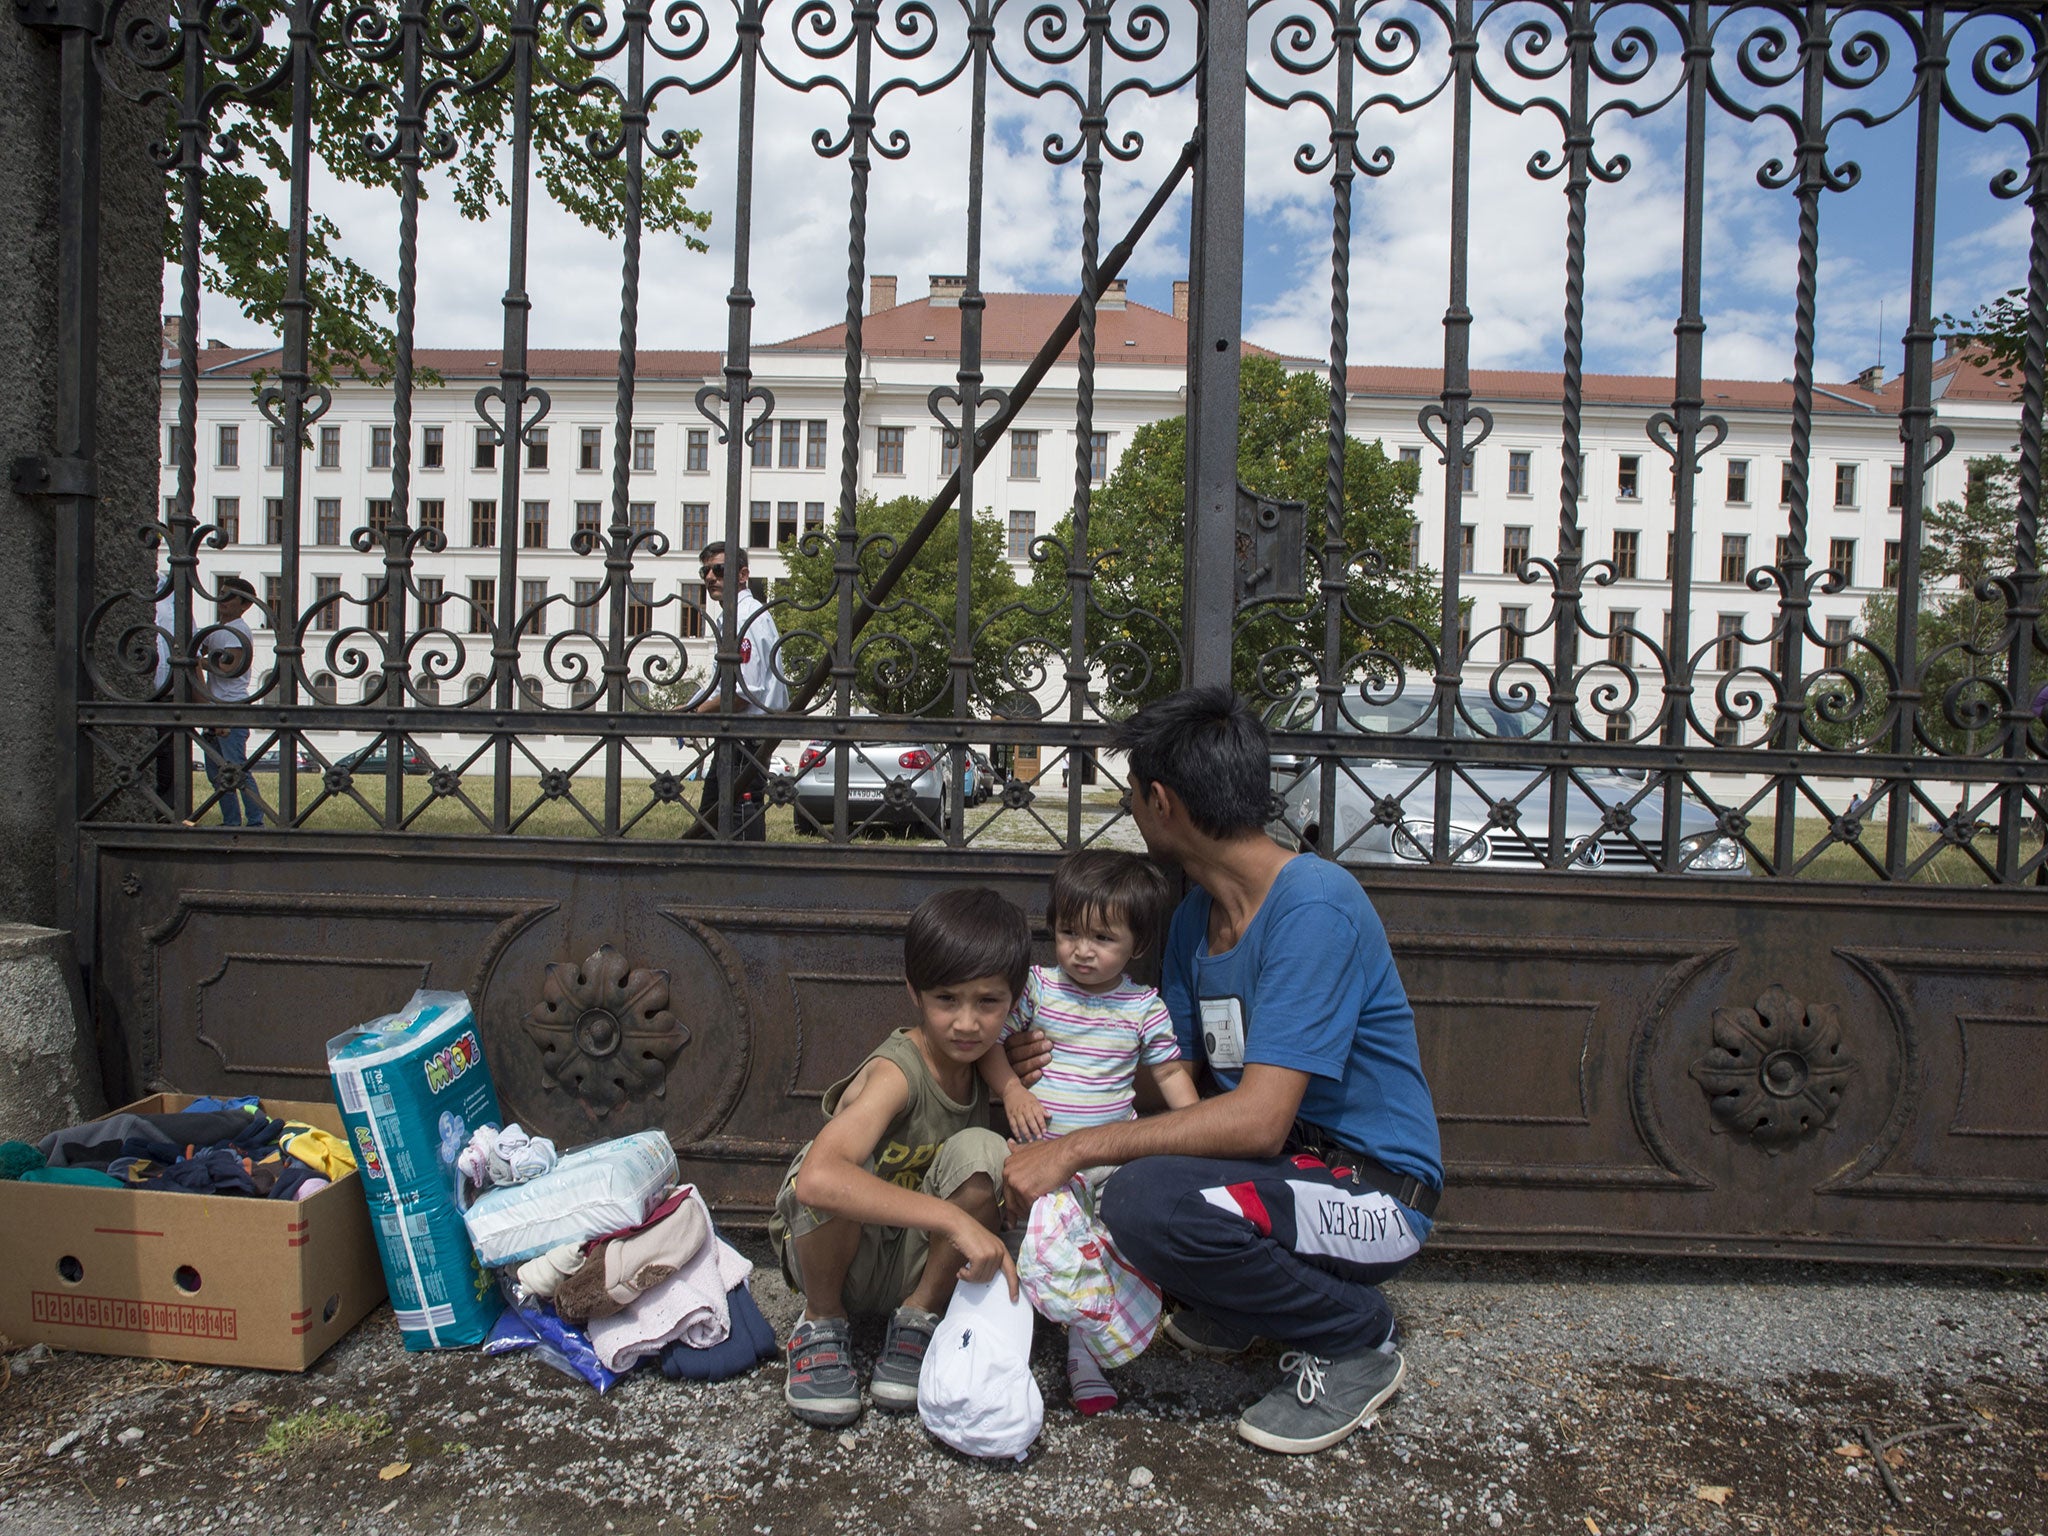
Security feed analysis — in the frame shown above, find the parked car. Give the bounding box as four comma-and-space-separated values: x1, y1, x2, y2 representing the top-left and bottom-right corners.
1267, 690, 1748, 875
793, 739, 953, 836
330, 740, 433, 777
967, 750, 998, 804
249, 744, 317, 772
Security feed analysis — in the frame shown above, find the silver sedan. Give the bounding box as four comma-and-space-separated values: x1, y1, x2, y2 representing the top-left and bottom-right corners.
793, 740, 954, 836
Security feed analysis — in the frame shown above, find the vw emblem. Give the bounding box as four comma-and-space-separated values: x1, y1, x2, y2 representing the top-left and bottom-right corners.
1574, 839, 1606, 869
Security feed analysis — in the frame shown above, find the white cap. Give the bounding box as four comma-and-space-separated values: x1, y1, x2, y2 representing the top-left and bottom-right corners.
916, 1278, 1044, 1461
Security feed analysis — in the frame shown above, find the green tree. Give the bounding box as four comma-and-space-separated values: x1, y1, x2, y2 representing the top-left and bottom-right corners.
776, 495, 1038, 718
1812, 455, 2037, 754
1023, 353, 1438, 711
185, 2, 711, 386
1940, 287, 2029, 383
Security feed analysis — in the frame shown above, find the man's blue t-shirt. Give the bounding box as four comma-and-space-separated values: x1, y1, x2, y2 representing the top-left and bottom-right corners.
1161, 854, 1442, 1218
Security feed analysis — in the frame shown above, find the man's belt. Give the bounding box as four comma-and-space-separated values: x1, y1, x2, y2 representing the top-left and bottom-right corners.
1286, 1120, 1441, 1219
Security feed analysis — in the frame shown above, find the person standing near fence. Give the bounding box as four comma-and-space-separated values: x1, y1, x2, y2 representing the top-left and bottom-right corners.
681, 543, 787, 840
188, 575, 265, 828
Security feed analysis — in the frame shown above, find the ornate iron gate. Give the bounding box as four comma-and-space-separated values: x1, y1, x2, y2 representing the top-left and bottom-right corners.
15, 0, 2048, 1262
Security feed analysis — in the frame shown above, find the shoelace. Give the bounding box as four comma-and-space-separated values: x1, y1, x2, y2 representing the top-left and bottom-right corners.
1278, 1350, 1331, 1406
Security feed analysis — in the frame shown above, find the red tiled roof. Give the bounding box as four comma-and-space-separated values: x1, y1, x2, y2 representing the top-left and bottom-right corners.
1898, 347, 2023, 404
1347, 365, 1894, 416
170, 347, 725, 381
765, 292, 1229, 367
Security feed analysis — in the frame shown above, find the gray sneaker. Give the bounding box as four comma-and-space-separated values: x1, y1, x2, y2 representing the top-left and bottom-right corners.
1162, 1309, 1257, 1357
868, 1305, 938, 1411
1237, 1345, 1405, 1454
784, 1317, 861, 1428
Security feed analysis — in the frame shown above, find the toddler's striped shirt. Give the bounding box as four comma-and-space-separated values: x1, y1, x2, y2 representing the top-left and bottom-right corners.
1004, 963, 1180, 1136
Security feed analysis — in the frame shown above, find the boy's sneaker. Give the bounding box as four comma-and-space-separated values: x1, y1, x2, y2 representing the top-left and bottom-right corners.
784, 1317, 862, 1428
1163, 1309, 1256, 1357
868, 1305, 938, 1410
1237, 1345, 1405, 1455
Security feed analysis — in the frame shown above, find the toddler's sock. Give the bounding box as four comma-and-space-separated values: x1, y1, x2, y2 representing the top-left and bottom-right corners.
1065, 1334, 1118, 1417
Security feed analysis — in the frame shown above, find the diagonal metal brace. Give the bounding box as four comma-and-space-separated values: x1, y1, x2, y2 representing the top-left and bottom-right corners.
12, 455, 99, 499
14, 0, 104, 32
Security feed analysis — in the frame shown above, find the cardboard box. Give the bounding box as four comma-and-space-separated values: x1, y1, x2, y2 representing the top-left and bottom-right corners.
0, 1095, 387, 1371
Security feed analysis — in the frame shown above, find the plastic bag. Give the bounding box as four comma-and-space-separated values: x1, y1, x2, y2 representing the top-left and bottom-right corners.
1016, 1176, 1161, 1368
483, 1295, 621, 1393
462, 1130, 676, 1267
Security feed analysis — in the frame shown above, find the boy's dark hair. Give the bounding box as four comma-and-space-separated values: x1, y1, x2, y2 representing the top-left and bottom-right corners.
903, 887, 1032, 998
1110, 684, 1274, 838
1047, 850, 1171, 958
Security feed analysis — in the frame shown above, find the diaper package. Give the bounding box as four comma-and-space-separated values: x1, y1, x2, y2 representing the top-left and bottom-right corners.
462, 1130, 677, 1267
328, 990, 505, 1350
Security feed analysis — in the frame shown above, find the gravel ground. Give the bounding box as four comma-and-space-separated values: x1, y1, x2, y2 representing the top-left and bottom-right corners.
2, 1242, 2042, 1536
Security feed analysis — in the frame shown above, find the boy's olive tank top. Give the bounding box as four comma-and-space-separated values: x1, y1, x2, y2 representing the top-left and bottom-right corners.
821, 1028, 989, 1190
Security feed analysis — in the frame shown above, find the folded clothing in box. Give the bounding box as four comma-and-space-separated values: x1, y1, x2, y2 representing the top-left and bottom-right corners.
463, 1130, 676, 1267
328, 990, 504, 1350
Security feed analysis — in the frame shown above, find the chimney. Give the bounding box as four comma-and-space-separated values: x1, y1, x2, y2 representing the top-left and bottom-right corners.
1943, 333, 1962, 359
1172, 279, 1189, 321
1855, 363, 1883, 393
868, 274, 897, 314
1099, 279, 1127, 311
161, 314, 181, 355
928, 274, 966, 307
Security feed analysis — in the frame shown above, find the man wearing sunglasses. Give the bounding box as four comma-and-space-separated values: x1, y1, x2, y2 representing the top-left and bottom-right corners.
682, 542, 788, 840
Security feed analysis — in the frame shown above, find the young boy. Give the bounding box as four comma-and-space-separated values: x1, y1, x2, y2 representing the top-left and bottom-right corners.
769, 886, 1031, 1428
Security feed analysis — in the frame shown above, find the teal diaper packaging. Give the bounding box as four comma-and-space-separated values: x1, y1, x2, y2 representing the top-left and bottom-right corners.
327, 990, 506, 1349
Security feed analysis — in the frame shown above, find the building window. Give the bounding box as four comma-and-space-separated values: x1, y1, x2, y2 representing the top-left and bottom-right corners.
268, 425, 287, 468
470, 499, 496, 547
1824, 616, 1852, 665
1617, 455, 1639, 500
1458, 524, 1475, 574
1713, 713, 1740, 747
1457, 613, 1472, 658
1715, 613, 1741, 671
750, 425, 772, 469
778, 501, 798, 545
1834, 464, 1857, 508
520, 579, 547, 637
581, 427, 603, 472
366, 498, 392, 535
1776, 533, 1795, 569
573, 580, 600, 637
1500, 606, 1526, 662
263, 575, 281, 628
878, 427, 907, 476
264, 497, 284, 544
1612, 529, 1639, 579
521, 500, 548, 549
628, 501, 655, 536
1667, 529, 1678, 580
312, 576, 341, 632
526, 426, 549, 471
575, 500, 602, 538
1889, 464, 1906, 511
421, 425, 443, 469
213, 496, 240, 544
309, 671, 337, 704
1460, 454, 1474, 495
1575, 451, 1587, 498
807, 419, 828, 469
1407, 524, 1422, 570
627, 580, 653, 639
749, 500, 771, 547
569, 679, 596, 708
1008, 508, 1035, 560
633, 428, 655, 472
1609, 610, 1636, 665
1883, 539, 1902, 587
1829, 537, 1856, 586
1780, 462, 1794, 506
804, 501, 824, 532
315, 498, 340, 545
418, 577, 444, 628
1502, 525, 1530, 573
941, 430, 961, 477
319, 426, 341, 469
166, 425, 183, 467
1008, 430, 1036, 479
1399, 445, 1421, 470
1720, 534, 1748, 584
1605, 711, 1633, 744
468, 578, 495, 634
1727, 459, 1748, 503
370, 425, 392, 469
217, 424, 239, 468
1507, 450, 1530, 497
687, 428, 708, 473
365, 577, 389, 633
681, 502, 709, 550
779, 420, 801, 469
417, 499, 444, 537
1090, 431, 1110, 485
678, 581, 704, 639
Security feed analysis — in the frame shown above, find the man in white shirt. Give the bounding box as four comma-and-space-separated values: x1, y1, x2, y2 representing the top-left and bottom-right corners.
191, 575, 265, 828
683, 543, 787, 840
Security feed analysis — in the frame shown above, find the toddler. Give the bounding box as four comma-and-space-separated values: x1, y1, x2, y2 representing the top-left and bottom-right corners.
979, 849, 1197, 1413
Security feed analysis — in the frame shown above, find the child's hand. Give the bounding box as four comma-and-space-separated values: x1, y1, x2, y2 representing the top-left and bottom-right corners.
953, 1213, 1020, 1302
1003, 1082, 1050, 1142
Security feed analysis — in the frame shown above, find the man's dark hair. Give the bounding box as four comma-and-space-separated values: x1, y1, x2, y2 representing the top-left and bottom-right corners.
1047, 850, 1172, 959
217, 575, 257, 604
698, 540, 747, 571
903, 887, 1032, 998
1110, 684, 1274, 838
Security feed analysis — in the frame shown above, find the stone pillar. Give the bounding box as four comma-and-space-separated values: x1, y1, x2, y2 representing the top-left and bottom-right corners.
0, 925, 104, 1141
